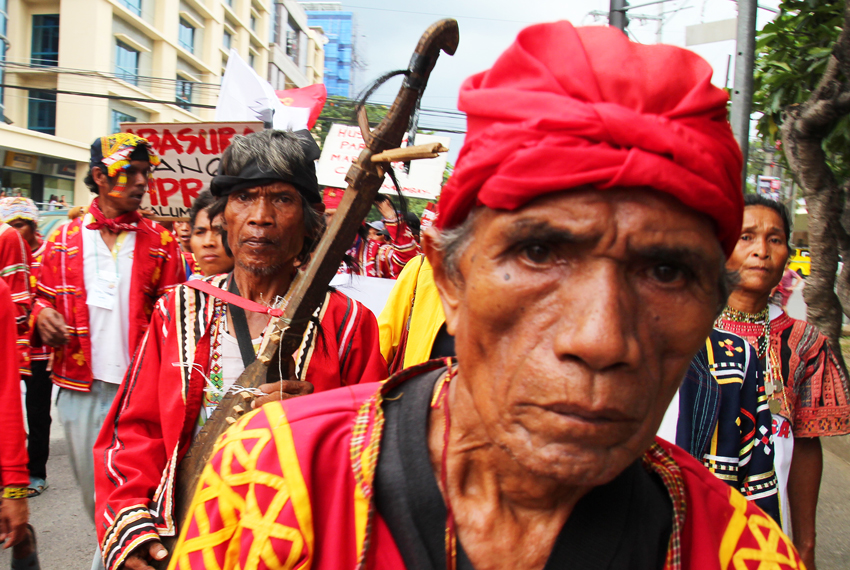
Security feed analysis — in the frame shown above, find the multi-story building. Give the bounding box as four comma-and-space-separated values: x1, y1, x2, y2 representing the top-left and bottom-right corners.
301, 2, 352, 97
0, 0, 272, 205
267, 0, 325, 90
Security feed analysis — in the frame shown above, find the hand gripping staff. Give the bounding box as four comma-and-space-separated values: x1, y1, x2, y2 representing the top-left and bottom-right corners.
159, 18, 459, 562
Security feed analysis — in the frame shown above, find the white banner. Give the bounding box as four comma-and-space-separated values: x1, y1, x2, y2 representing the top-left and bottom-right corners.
122, 121, 263, 219
316, 123, 449, 200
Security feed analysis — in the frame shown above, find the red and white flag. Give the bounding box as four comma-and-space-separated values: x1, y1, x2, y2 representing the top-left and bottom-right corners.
215, 49, 326, 131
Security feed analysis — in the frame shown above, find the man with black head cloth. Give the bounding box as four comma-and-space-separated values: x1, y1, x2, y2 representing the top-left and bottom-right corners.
92, 129, 388, 570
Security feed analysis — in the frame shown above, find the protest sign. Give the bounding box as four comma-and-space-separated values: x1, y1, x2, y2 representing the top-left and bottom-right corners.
121, 121, 263, 219
316, 123, 449, 200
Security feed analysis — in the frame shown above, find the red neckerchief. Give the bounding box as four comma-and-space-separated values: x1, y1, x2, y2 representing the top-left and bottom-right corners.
85, 198, 142, 233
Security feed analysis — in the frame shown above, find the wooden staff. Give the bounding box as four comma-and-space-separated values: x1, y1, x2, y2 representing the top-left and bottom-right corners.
158, 18, 459, 563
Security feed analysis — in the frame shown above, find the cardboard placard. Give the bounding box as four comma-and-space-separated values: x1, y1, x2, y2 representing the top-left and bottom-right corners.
121, 121, 263, 219
316, 124, 449, 200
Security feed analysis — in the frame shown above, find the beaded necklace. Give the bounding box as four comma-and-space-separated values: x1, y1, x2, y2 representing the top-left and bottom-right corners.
715, 305, 786, 414
716, 306, 770, 357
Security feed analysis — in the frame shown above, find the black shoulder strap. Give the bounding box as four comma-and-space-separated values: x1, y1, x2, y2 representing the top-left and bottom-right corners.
227, 275, 258, 368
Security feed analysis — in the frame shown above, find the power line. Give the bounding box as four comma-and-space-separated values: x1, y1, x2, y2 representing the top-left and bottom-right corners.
0, 83, 217, 109
0, 61, 223, 94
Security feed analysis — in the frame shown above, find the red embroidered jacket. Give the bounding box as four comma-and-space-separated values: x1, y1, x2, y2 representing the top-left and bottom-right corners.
344, 217, 420, 279
32, 216, 185, 391
94, 276, 388, 570
169, 361, 803, 570
0, 279, 28, 488
0, 222, 32, 377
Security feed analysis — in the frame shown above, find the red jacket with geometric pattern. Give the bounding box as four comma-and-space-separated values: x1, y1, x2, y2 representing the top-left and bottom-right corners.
32, 215, 184, 391
167, 360, 804, 570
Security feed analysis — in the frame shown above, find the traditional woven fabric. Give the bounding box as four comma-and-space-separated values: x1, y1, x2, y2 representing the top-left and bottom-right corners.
0, 222, 31, 377
32, 216, 184, 391
342, 219, 420, 278
167, 361, 802, 570
719, 308, 850, 437
28, 239, 50, 363
0, 197, 38, 224
436, 21, 743, 256
677, 329, 780, 524
85, 197, 143, 233
0, 279, 29, 489
94, 275, 387, 570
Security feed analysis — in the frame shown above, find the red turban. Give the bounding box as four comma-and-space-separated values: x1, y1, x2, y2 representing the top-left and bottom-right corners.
436, 22, 743, 256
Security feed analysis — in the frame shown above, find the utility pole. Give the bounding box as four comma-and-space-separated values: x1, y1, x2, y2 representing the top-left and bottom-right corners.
730, 0, 758, 193
609, 0, 629, 32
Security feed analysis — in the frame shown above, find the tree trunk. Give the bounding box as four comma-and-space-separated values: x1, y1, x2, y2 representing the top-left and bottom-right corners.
780, 2, 850, 367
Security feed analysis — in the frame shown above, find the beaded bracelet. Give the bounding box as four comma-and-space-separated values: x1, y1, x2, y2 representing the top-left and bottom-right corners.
2, 486, 28, 499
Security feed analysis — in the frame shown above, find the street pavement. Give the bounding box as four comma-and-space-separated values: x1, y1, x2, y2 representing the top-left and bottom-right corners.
1, 282, 848, 569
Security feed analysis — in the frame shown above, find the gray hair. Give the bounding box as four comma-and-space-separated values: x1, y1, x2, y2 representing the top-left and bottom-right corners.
219, 129, 305, 177
429, 207, 737, 316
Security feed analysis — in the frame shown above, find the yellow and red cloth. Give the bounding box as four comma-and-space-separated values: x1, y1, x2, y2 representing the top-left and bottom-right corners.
167, 360, 803, 570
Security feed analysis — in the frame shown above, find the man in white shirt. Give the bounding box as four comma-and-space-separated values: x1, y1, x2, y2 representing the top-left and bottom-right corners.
33, 134, 184, 524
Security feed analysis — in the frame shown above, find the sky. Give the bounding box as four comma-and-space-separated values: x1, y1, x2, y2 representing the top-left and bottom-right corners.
329, 0, 783, 162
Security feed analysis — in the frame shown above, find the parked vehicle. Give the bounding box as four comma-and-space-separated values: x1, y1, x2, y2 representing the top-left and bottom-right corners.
788, 248, 811, 277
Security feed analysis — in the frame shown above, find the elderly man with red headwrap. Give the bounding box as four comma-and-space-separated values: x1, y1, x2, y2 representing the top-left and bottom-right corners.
168, 23, 803, 570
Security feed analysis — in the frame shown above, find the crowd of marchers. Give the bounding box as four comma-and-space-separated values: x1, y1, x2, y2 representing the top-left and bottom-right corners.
0, 20, 848, 570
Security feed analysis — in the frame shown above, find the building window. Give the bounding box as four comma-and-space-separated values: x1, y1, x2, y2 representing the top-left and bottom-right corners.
111, 110, 136, 134
115, 41, 139, 85
31, 14, 59, 67
176, 78, 192, 110
178, 18, 194, 53
223, 30, 231, 50
28, 90, 56, 135
120, 0, 142, 17
250, 13, 256, 31
249, 53, 255, 68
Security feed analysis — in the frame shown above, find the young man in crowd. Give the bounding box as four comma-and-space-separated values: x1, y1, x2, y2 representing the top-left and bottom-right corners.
32, 134, 184, 527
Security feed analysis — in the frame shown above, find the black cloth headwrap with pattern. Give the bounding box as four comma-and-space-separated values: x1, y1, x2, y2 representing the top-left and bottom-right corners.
210, 129, 322, 204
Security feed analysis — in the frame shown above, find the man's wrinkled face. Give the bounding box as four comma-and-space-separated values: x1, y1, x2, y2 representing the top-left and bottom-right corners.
224, 182, 305, 276
726, 205, 789, 296
431, 188, 724, 486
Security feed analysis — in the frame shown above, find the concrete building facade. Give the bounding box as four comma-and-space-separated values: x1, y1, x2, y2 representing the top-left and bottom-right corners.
267, 0, 325, 90
0, 0, 273, 206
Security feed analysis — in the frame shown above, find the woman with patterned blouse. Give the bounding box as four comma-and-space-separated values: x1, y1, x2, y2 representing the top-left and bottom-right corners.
718, 193, 850, 570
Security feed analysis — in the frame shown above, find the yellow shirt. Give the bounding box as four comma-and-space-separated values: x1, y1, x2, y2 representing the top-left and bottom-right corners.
377, 256, 446, 370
